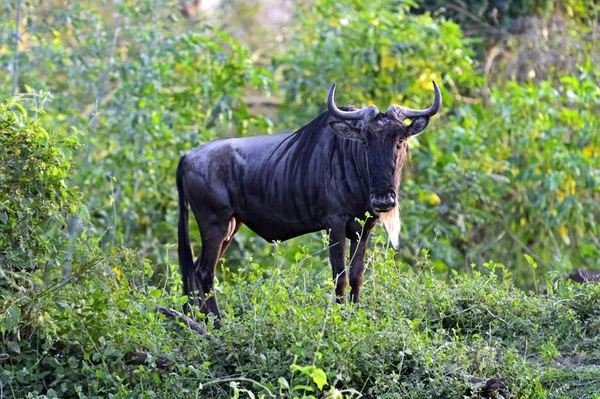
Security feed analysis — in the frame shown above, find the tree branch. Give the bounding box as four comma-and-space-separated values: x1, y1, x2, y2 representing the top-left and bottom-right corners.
446, 2, 507, 38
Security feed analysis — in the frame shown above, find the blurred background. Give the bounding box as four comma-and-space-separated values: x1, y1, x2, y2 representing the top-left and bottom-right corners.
2, 0, 599, 288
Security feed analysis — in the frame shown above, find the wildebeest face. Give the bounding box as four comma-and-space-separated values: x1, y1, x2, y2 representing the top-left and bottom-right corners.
326, 81, 441, 213
330, 116, 430, 213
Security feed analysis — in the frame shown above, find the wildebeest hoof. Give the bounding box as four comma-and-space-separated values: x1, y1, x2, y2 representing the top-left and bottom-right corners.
569, 268, 600, 284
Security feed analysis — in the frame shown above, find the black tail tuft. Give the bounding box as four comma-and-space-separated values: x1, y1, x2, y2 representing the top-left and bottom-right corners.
176, 156, 195, 307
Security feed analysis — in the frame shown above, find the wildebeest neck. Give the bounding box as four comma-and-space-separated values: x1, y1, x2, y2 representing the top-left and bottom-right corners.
259, 111, 371, 214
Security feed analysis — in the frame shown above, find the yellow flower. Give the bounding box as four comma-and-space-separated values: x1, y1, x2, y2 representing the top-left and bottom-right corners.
418, 191, 442, 206
429, 193, 442, 206
557, 225, 570, 245
582, 144, 597, 158
568, 179, 576, 195
112, 267, 122, 281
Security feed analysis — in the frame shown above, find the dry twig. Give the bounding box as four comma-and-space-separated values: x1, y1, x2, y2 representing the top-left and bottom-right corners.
156, 305, 219, 342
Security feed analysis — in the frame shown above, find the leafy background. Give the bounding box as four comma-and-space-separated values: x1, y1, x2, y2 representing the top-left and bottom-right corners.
1, 0, 599, 398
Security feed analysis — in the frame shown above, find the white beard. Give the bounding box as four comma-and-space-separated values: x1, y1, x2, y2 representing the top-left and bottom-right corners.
378, 207, 400, 249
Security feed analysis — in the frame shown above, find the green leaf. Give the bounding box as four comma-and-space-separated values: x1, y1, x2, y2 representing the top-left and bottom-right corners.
310, 368, 327, 390
278, 377, 290, 390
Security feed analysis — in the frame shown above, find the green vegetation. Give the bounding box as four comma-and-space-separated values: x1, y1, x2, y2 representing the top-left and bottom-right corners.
1, 0, 599, 397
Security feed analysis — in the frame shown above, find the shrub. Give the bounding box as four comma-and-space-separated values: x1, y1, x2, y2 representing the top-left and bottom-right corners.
401, 69, 600, 285
0, 94, 152, 398
0, 94, 80, 274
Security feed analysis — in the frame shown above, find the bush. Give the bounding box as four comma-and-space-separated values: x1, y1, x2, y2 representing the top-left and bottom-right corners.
401, 69, 600, 285
0, 93, 84, 338
0, 94, 80, 276
416, 0, 597, 32
0, 95, 153, 398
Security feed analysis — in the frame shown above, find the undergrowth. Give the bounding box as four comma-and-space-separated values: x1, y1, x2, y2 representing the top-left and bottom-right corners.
4, 248, 600, 398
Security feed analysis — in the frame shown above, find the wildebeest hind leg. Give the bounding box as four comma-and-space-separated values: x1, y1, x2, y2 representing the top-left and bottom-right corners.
193, 225, 229, 327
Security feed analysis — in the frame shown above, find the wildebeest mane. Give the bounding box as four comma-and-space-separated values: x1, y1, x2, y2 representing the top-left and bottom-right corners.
265, 107, 359, 181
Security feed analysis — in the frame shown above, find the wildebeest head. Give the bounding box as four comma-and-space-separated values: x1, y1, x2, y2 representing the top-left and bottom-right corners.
327, 82, 441, 213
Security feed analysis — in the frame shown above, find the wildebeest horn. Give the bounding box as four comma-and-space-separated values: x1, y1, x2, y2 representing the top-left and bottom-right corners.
386, 81, 442, 121
327, 83, 378, 120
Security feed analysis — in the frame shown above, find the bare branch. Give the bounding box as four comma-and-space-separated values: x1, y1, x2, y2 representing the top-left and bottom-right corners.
481, 304, 509, 327
446, 2, 507, 38
156, 306, 218, 342
243, 96, 283, 108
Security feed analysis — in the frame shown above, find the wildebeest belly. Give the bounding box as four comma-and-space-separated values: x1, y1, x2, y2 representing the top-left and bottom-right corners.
237, 212, 324, 242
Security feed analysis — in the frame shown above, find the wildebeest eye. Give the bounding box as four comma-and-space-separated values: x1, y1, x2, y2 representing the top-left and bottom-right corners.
395, 139, 404, 149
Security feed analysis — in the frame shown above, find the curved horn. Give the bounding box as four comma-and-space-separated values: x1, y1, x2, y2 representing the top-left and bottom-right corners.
386, 81, 442, 121
327, 83, 378, 120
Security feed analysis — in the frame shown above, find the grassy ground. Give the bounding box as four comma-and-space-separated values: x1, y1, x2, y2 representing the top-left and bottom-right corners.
5, 241, 600, 398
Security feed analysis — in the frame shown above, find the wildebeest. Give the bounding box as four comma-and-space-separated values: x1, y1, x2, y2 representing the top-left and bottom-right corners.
177, 82, 441, 322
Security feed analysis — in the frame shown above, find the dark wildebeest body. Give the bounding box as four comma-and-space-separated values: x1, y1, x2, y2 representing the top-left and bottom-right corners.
177, 83, 441, 323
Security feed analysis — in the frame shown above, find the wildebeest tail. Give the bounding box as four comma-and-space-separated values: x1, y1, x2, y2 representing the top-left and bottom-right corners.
176, 156, 194, 304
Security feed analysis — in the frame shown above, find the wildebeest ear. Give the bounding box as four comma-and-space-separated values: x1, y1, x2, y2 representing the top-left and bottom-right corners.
329, 121, 362, 140
406, 117, 430, 137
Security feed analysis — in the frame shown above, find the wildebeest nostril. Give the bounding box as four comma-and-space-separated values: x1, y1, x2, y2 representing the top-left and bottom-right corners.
370, 193, 396, 211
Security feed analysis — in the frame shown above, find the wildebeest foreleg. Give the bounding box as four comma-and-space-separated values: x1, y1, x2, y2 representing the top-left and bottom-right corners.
328, 222, 348, 301
349, 219, 375, 302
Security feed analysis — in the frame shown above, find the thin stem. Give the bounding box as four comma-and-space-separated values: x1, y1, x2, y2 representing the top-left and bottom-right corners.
84, 13, 122, 167
67, 10, 122, 274
11, 0, 22, 97
312, 287, 333, 366
199, 377, 275, 397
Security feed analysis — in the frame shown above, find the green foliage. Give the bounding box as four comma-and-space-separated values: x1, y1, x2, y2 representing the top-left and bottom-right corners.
0, 94, 81, 273
0, 94, 86, 341
4, 223, 600, 397
275, 0, 480, 125
0, 95, 168, 398
400, 70, 600, 284
0, 0, 274, 260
